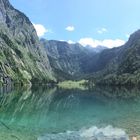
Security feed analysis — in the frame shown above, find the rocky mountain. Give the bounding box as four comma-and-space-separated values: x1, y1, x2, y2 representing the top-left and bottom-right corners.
0, 0, 54, 84
41, 33, 140, 86
85, 45, 108, 53
88, 30, 140, 86
40, 39, 99, 80
1, 0, 140, 86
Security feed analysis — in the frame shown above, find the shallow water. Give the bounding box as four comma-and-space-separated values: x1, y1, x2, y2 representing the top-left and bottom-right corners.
0, 86, 140, 139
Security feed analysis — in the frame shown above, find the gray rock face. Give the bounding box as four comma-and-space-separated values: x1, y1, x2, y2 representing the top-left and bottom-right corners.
0, 0, 54, 84
41, 39, 97, 80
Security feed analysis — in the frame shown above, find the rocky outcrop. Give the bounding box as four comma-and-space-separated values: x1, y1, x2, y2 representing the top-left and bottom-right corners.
0, 0, 54, 84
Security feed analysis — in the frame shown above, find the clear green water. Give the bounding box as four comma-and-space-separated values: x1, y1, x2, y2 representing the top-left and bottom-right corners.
0, 86, 140, 139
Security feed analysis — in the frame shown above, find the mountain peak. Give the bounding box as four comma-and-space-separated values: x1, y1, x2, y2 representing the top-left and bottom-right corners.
125, 29, 140, 47
85, 45, 107, 53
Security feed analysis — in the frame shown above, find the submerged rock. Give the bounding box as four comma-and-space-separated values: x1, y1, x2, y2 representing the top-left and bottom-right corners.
38, 125, 129, 140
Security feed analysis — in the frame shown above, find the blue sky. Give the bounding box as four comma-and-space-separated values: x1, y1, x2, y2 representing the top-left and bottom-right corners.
10, 0, 140, 48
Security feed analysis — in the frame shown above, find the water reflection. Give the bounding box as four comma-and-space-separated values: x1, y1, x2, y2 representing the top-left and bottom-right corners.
0, 86, 140, 139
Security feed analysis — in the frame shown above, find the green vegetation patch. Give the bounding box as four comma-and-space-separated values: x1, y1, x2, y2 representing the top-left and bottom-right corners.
58, 80, 88, 90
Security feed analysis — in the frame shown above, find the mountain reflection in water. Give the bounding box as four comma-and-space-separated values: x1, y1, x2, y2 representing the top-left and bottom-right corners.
0, 85, 140, 139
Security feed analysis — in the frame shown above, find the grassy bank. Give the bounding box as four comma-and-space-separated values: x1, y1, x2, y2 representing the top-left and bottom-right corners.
58, 80, 88, 90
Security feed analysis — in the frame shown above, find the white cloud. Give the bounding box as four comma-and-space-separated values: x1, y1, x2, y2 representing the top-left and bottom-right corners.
59, 40, 75, 44
79, 38, 125, 48
33, 23, 48, 37
97, 28, 108, 34
68, 40, 75, 44
65, 26, 75, 32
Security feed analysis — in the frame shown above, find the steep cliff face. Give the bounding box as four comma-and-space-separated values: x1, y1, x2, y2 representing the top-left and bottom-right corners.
0, 0, 54, 84
41, 39, 97, 80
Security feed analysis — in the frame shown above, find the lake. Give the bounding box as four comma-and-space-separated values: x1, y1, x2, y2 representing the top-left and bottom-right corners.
0, 85, 140, 139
